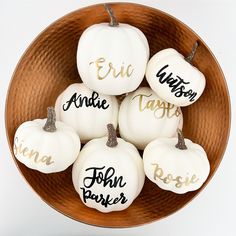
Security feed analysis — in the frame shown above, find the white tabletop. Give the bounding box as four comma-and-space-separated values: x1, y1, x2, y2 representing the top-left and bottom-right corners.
0, 0, 235, 235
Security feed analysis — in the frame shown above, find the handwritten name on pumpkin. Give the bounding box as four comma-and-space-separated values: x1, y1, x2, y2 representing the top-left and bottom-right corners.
156, 64, 197, 102
152, 163, 199, 188
89, 57, 134, 80
80, 166, 128, 208
13, 137, 54, 165
132, 93, 181, 119
63, 91, 109, 111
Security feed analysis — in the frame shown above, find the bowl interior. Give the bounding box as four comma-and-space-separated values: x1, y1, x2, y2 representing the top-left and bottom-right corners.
5, 3, 230, 227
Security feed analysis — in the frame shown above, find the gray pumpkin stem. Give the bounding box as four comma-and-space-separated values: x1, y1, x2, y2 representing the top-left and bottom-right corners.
175, 129, 187, 150
106, 124, 118, 147
104, 3, 119, 27
43, 107, 56, 132
185, 41, 199, 64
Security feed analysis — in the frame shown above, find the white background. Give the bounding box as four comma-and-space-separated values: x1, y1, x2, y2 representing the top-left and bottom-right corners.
0, 0, 235, 235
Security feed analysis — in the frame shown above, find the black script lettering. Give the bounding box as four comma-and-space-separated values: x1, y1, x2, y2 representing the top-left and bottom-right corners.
156, 65, 197, 102
156, 64, 169, 83
83, 166, 127, 189
62, 92, 109, 111
80, 187, 128, 207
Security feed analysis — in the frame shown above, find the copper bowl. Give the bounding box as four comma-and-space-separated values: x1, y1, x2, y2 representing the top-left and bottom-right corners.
5, 3, 230, 227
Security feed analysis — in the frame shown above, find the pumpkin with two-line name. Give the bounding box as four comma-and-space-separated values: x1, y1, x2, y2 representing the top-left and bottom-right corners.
143, 129, 210, 194
13, 107, 81, 173
145, 42, 206, 106
72, 124, 145, 213
77, 4, 150, 95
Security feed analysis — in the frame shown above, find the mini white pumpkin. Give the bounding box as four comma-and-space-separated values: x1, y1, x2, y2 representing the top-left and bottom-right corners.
55, 83, 118, 143
13, 107, 81, 174
145, 42, 206, 106
143, 129, 210, 194
77, 4, 149, 95
118, 87, 183, 150
72, 124, 145, 213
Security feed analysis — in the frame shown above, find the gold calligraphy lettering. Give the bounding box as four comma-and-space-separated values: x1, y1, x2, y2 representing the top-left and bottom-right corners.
132, 93, 181, 119
152, 163, 199, 188
14, 137, 54, 166
89, 57, 134, 80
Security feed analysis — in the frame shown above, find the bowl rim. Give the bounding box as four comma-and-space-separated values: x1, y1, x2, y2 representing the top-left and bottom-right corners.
4, 2, 231, 228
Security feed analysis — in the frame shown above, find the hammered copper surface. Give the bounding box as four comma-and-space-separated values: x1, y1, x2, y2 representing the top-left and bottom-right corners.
5, 3, 230, 227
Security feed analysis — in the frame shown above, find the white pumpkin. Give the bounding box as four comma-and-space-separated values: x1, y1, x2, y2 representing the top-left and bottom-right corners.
118, 87, 183, 150
13, 107, 81, 174
72, 124, 145, 213
77, 4, 149, 95
143, 129, 210, 194
55, 83, 118, 143
145, 42, 206, 106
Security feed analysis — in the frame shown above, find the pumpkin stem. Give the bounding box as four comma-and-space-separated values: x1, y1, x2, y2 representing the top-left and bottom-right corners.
185, 41, 199, 64
175, 129, 187, 150
43, 107, 57, 132
104, 4, 119, 27
106, 124, 118, 147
